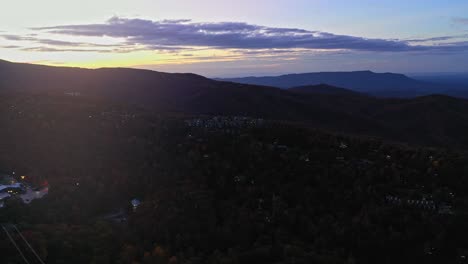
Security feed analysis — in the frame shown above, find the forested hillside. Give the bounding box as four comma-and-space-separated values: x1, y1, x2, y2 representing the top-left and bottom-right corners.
1, 94, 468, 263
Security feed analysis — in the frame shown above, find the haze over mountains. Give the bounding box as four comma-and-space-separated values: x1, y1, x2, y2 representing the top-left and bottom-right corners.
412, 73, 468, 87
2, 59, 468, 148
218, 71, 468, 98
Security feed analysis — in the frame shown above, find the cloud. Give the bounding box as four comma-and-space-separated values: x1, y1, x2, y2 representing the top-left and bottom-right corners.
32, 16, 452, 53
1, 16, 466, 57
34, 38, 112, 47
1, 34, 120, 47
0, 45, 21, 49
0, 33, 143, 53
406, 34, 468, 43
1, 34, 36, 41
453, 17, 468, 25
21, 47, 107, 53
20, 45, 152, 54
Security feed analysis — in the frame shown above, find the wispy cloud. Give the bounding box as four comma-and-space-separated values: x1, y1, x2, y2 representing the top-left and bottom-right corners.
453, 17, 468, 25
21, 47, 111, 53
405, 34, 468, 43
1, 34, 36, 41
0, 45, 21, 49
0, 31, 199, 54
1, 34, 124, 48
34, 38, 114, 47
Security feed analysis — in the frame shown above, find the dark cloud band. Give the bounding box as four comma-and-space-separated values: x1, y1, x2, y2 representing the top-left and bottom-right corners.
32, 16, 462, 53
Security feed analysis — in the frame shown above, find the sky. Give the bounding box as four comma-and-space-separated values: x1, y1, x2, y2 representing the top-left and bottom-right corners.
1, 0, 468, 77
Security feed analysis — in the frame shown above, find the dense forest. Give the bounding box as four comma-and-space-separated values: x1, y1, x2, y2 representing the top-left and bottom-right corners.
1, 93, 468, 263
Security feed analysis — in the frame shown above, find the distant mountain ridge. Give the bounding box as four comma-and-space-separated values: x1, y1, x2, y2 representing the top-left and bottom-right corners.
217, 71, 468, 98
289, 84, 365, 97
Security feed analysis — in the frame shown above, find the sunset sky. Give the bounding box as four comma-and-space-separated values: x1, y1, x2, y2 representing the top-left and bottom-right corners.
1, 0, 468, 77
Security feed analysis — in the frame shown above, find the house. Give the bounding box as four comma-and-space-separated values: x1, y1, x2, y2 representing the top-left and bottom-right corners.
0, 182, 23, 205
131, 199, 141, 211
0, 173, 49, 205
0, 182, 22, 192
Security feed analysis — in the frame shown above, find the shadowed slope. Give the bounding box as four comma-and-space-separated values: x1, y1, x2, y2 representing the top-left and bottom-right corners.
3, 60, 468, 148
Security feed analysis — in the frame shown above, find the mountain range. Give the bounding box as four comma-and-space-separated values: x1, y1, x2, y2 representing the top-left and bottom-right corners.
2, 59, 468, 148
218, 71, 468, 98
